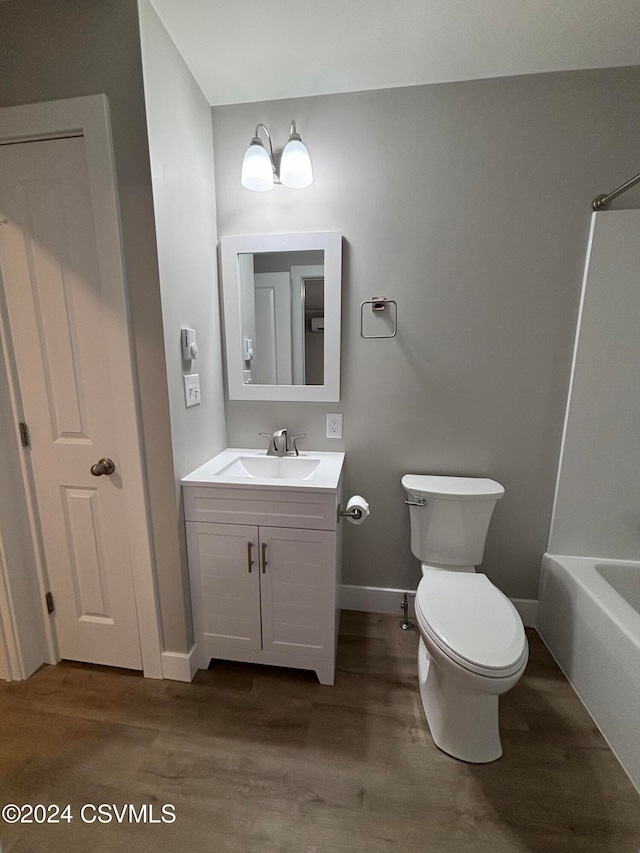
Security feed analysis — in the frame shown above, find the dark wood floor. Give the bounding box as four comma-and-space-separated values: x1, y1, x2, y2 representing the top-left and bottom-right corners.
0, 612, 638, 852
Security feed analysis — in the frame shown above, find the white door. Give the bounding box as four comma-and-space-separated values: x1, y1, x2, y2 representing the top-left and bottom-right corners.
0, 137, 143, 669
253, 272, 292, 384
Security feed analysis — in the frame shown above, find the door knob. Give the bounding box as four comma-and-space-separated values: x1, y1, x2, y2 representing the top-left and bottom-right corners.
90, 457, 115, 477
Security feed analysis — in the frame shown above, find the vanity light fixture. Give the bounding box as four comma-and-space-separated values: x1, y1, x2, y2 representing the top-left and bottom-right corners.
241, 121, 313, 192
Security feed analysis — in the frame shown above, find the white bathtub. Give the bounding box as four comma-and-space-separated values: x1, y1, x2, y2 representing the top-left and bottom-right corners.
538, 554, 640, 792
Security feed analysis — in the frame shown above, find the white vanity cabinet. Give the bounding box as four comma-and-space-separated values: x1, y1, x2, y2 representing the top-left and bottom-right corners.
182, 461, 344, 686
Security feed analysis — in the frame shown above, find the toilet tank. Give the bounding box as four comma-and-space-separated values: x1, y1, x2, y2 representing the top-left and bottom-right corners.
401, 475, 505, 567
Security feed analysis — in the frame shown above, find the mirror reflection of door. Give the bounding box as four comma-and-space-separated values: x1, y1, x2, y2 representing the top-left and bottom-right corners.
302, 277, 324, 385
253, 272, 292, 384
290, 264, 324, 386
239, 250, 324, 386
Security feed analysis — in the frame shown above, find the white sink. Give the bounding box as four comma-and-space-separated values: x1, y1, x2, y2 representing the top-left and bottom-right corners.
217, 455, 321, 480
182, 448, 344, 492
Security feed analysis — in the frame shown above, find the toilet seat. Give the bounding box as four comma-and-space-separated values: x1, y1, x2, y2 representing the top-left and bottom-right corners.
415, 572, 527, 678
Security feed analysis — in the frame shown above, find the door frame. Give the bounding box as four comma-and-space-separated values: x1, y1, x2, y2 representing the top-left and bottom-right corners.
0, 540, 22, 681
290, 264, 324, 385
0, 95, 163, 679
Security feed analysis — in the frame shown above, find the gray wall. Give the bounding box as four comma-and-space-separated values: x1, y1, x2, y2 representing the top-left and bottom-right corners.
549, 210, 640, 559
212, 67, 640, 600
138, 1, 227, 645
0, 0, 187, 652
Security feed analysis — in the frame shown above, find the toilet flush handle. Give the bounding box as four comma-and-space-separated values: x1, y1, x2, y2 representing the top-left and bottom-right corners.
405, 498, 427, 507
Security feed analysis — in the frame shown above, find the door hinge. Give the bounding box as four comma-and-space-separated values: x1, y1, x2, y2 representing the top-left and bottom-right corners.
45, 591, 55, 614
19, 422, 30, 447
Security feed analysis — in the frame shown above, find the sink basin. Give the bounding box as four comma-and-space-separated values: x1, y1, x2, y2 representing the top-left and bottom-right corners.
182, 448, 345, 491
217, 455, 321, 480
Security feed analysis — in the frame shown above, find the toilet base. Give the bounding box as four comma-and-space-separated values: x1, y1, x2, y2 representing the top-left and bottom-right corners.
418, 639, 503, 763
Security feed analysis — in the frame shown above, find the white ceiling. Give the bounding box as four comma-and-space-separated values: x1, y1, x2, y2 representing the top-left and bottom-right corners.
149, 0, 640, 106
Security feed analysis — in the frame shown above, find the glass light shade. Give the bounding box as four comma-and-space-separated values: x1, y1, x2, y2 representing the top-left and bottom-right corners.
279, 139, 313, 189
241, 143, 274, 192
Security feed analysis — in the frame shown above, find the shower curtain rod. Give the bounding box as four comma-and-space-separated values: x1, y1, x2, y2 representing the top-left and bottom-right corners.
592, 171, 640, 211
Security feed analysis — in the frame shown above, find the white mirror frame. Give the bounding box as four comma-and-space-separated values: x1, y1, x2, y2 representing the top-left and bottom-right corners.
220, 231, 342, 401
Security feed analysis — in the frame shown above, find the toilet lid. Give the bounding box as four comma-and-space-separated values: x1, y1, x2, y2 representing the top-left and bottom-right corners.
415, 572, 527, 676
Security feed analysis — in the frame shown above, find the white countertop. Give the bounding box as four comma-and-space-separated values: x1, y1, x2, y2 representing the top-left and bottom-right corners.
182, 448, 345, 492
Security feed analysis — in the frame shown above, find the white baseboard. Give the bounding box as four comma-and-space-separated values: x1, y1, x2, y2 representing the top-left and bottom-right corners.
341, 584, 417, 617
161, 646, 198, 682
340, 584, 538, 628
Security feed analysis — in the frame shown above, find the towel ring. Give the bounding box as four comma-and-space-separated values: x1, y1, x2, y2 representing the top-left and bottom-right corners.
360, 297, 397, 339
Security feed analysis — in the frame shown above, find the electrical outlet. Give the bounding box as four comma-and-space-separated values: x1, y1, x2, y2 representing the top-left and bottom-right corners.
326, 413, 343, 439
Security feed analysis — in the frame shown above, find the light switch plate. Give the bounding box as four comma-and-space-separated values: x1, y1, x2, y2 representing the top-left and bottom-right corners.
184, 373, 201, 407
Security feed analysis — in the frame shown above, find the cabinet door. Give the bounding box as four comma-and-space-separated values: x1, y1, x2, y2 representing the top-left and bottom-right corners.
259, 527, 336, 658
186, 522, 261, 657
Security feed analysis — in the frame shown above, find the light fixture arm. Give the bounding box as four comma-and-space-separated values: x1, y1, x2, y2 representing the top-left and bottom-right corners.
252, 123, 278, 181
288, 120, 301, 141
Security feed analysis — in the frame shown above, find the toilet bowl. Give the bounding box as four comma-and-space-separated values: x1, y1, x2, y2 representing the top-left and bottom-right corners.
401, 473, 528, 763
416, 570, 528, 762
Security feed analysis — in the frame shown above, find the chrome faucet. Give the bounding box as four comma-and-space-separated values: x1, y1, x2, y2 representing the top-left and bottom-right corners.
267, 428, 288, 457
259, 428, 306, 457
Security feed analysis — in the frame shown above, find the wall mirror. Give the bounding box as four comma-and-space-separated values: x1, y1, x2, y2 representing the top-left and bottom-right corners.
220, 231, 342, 401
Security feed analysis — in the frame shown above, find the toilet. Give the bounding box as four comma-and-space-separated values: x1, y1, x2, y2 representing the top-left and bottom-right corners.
401, 474, 528, 763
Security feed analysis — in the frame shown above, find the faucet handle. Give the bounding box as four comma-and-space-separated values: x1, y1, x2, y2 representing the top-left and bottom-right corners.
288, 433, 306, 456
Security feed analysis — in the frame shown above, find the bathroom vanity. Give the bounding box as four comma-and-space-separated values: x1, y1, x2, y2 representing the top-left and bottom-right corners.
182, 448, 344, 685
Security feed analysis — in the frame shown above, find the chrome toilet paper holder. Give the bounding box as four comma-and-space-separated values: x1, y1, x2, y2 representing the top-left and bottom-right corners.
338, 504, 363, 521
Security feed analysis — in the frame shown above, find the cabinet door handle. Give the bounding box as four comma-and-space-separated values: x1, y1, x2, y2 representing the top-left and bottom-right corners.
247, 541, 254, 573
261, 541, 267, 573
